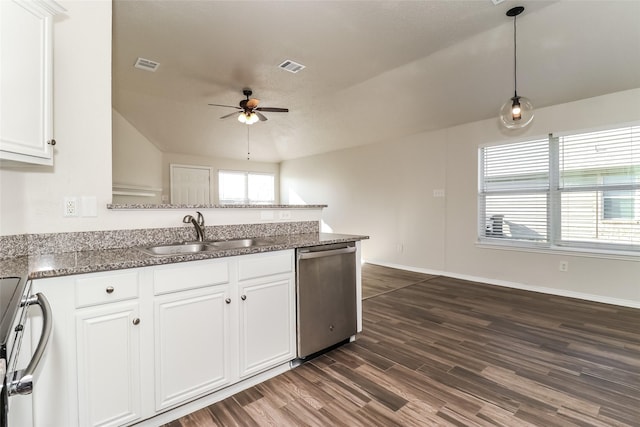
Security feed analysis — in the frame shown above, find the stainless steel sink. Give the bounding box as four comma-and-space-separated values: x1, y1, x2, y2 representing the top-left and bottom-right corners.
138, 237, 277, 256
207, 237, 275, 250
138, 242, 210, 256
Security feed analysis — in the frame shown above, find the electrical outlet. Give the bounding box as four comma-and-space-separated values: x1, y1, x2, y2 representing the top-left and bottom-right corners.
559, 261, 569, 272
64, 197, 78, 217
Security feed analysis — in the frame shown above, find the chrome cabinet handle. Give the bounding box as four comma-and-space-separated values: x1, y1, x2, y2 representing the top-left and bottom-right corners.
132, 318, 140, 325
47, 139, 56, 146
241, 295, 247, 301
225, 298, 231, 304
9, 293, 53, 396
106, 286, 114, 294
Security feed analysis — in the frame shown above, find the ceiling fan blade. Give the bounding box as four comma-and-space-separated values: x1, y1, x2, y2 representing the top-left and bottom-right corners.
256, 107, 289, 113
246, 98, 260, 109
208, 103, 241, 109
255, 111, 268, 122
220, 111, 241, 119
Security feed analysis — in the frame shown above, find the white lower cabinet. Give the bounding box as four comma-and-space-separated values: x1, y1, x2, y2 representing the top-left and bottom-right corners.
25, 249, 295, 427
154, 285, 232, 410
237, 252, 296, 379
76, 301, 142, 427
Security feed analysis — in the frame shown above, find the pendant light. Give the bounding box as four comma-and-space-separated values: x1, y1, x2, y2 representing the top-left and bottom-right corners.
499, 6, 534, 129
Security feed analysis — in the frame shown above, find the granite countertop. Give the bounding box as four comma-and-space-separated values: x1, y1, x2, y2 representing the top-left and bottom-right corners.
0, 233, 368, 282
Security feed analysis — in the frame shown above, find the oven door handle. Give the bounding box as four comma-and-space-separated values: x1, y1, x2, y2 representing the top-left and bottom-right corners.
8, 292, 53, 396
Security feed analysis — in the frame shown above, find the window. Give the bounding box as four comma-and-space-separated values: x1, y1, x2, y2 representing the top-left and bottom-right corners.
218, 170, 275, 204
479, 125, 640, 252
602, 176, 636, 220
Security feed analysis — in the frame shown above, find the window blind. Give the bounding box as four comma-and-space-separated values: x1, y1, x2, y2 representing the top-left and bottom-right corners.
558, 126, 640, 249
478, 125, 640, 252
479, 138, 549, 242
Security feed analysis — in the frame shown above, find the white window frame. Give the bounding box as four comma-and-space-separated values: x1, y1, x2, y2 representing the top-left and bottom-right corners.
478, 123, 640, 255
218, 170, 275, 205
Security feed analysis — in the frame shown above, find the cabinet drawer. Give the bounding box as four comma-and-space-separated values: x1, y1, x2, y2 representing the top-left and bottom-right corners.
76, 271, 139, 308
238, 250, 293, 281
154, 259, 230, 295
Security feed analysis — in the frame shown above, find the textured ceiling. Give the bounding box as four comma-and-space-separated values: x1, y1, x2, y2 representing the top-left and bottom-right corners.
112, 1, 640, 163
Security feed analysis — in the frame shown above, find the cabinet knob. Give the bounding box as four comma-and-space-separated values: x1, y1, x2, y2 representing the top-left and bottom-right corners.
47, 139, 56, 146
225, 298, 231, 304
241, 295, 247, 301
132, 318, 140, 325
105, 286, 114, 294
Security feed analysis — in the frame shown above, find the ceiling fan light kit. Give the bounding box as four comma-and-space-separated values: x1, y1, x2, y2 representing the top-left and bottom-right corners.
499, 6, 534, 129
238, 112, 259, 125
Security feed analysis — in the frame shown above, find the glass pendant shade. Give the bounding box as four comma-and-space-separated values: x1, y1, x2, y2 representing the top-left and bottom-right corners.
499, 6, 534, 130
499, 94, 534, 129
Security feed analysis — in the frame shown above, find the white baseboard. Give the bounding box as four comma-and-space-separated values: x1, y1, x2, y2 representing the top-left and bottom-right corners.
365, 260, 640, 309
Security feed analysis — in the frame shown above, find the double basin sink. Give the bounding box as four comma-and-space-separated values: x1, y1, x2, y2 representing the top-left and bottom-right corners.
138, 237, 278, 257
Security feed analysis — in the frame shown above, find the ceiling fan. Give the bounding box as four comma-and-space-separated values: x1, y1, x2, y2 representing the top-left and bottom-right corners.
208, 88, 289, 124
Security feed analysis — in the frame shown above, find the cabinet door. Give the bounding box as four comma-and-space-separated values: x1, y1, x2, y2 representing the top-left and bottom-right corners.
237, 276, 295, 378
154, 285, 232, 411
0, 0, 62, 165
76, 301, 142, 427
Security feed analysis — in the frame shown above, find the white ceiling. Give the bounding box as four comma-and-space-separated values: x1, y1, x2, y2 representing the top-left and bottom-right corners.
112, 1, 640, 163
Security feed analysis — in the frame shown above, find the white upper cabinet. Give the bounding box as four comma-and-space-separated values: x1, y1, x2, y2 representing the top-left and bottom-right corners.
0, 0, 64, 165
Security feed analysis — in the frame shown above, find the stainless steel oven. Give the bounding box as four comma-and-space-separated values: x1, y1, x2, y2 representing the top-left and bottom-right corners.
0, 277, 52, 427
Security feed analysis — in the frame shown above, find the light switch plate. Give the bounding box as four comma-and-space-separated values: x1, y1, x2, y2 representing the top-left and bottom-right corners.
80, 196, 98, 217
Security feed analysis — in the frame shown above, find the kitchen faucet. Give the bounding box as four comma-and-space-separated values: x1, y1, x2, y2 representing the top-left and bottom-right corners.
182, 211, 205, 242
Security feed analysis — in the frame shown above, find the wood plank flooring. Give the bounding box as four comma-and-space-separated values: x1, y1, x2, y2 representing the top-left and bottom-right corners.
361, 263, 436, 299
164, 264, 640, 427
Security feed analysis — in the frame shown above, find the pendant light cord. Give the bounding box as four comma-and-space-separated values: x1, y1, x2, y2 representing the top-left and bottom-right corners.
247, 126, 251, 160
513, 14, 518, 96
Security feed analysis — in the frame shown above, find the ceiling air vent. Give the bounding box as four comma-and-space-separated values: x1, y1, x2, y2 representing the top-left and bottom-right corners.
134, 57, 160, 72
278, 59, 305, 74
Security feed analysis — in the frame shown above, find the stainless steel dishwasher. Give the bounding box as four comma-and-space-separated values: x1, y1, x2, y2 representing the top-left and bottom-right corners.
296, 242, 357, 358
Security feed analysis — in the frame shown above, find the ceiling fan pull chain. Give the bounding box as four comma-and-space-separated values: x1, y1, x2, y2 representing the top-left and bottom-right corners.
247, 126, 251, 160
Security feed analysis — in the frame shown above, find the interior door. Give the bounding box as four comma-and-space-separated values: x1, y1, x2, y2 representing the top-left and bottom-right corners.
170, 165, 212, 204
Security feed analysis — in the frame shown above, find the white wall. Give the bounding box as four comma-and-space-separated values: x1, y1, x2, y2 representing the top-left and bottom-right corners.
281, 89, 640, 306
112, 109, 163, 203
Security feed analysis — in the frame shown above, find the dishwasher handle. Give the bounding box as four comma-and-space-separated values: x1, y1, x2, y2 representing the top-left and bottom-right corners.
298, 246, 356, 260
8, 292, 53, 396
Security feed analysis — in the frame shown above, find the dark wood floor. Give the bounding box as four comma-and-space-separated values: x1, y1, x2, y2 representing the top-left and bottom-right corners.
164, 264, 640, 426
